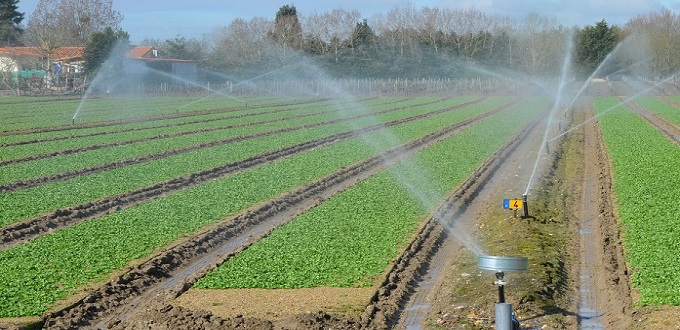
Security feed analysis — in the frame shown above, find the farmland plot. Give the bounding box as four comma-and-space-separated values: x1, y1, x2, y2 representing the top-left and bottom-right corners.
594, 97, 680, 305
0, 96, 513, 317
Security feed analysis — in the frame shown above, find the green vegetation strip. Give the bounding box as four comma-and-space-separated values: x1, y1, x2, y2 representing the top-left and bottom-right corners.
0, 96, 279, 130
594, 97, 680, 305
0, 96, 515, 317
0, 98, 481, 226
635, 96, 680, 126
0, 97, 410, 162
0, 97, 337, 144
0, 98, 442, 184
195, 98, 547, 289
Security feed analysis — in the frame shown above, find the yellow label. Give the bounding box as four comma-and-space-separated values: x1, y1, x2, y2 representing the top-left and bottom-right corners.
509, 199, 523, 210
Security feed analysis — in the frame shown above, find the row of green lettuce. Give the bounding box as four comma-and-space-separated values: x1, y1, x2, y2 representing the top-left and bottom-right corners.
594, 97, 680, 305
0, 96, 400, 147
634, 96, 680, 127
0, 96, 285, 130
0, 97, 480, 226
0, 97, 429, 183
194, 98, 548, 289
0, 96, 518, 317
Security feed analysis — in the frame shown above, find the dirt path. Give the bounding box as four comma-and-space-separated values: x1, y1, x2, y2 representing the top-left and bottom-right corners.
38, 99, 520, 330
393, 103, 550, 329
391, 99, 635, 330
574, 104, 632, 329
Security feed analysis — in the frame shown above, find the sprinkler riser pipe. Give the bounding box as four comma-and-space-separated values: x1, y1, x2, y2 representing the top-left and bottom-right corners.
495, 303, 513, 330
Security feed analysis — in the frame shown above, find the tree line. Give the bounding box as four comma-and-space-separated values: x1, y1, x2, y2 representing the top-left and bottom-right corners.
2, 0, 680, 82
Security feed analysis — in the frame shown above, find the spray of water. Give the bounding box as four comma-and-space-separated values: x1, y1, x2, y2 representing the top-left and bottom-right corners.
524, 33, 575, 195
562, 43, 623, 113
548, 72, 680, 143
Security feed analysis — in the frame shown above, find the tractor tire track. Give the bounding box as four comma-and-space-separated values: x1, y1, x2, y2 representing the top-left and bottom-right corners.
0, 97, 501, 249
40, 98, 522, 330
0, 97, 460, 193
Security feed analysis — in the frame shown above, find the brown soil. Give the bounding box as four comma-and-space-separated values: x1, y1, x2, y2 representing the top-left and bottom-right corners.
175, 287, 375, 320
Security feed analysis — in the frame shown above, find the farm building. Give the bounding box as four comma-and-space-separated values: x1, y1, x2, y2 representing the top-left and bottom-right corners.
125, 46, 198, 87
0, 45, 197, 94
0, 47, 84, 93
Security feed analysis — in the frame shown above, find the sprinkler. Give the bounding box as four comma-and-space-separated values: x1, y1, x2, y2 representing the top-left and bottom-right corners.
478, 255, 528, 330
522, 194, 529, 218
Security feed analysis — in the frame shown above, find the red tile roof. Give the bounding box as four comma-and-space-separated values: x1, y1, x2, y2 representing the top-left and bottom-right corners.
53, 47, 84, 61
127, 46, 154, 59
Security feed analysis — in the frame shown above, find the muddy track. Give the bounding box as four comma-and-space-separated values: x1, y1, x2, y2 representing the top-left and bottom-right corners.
0, 97, 442, 165
577, 104, 632, 328
0, 97, 502, 249
0, 97, 461, 193
621, 97, 680, 145
0, 96, 393, 148
40, 98, 522, 330
0, 98, 323, 136
365, 105, 548, 329
661, 96, 680, 109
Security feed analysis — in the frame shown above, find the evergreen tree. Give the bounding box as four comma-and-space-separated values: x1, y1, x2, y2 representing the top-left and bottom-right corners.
83, 27, 129, 74
353, 19, 375, 47
0, 0, 23, 46
575, 19, 619, 78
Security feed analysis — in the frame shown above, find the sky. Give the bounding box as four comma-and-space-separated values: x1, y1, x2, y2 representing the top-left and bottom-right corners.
15, 0, 680, 44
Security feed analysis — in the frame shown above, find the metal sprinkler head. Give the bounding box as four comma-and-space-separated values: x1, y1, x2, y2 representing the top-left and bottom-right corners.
477, 255, 528, 329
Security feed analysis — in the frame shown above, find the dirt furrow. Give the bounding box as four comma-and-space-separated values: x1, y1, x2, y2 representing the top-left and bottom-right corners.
0, 97, 498, 249
0, 96, 392, 148
0, 97, 460, 193
577, 104, 632, 329
621, 97, 680, 145
377, 104, 547, 329
0, 98, 319, 136
39, 99, 522, 330
0, 97, 439, 165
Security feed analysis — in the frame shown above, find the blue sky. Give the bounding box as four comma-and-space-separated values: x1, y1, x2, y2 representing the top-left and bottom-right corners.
16, 0, 680, 43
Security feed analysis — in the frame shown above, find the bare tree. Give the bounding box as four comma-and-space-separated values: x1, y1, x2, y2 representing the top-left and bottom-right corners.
625, 8, 680, 77
510, 13, 572, 76
210, 17, 274, 75
303, 9, 359, 61
373, 4, 420, 58
24, 0, 122, 56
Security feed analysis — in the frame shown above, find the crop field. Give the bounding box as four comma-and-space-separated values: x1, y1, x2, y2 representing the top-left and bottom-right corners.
594, 97, 680, 305
1, 94, 680, 329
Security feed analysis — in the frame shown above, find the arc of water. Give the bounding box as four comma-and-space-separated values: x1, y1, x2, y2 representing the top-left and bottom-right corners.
548, 71, 680, 143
